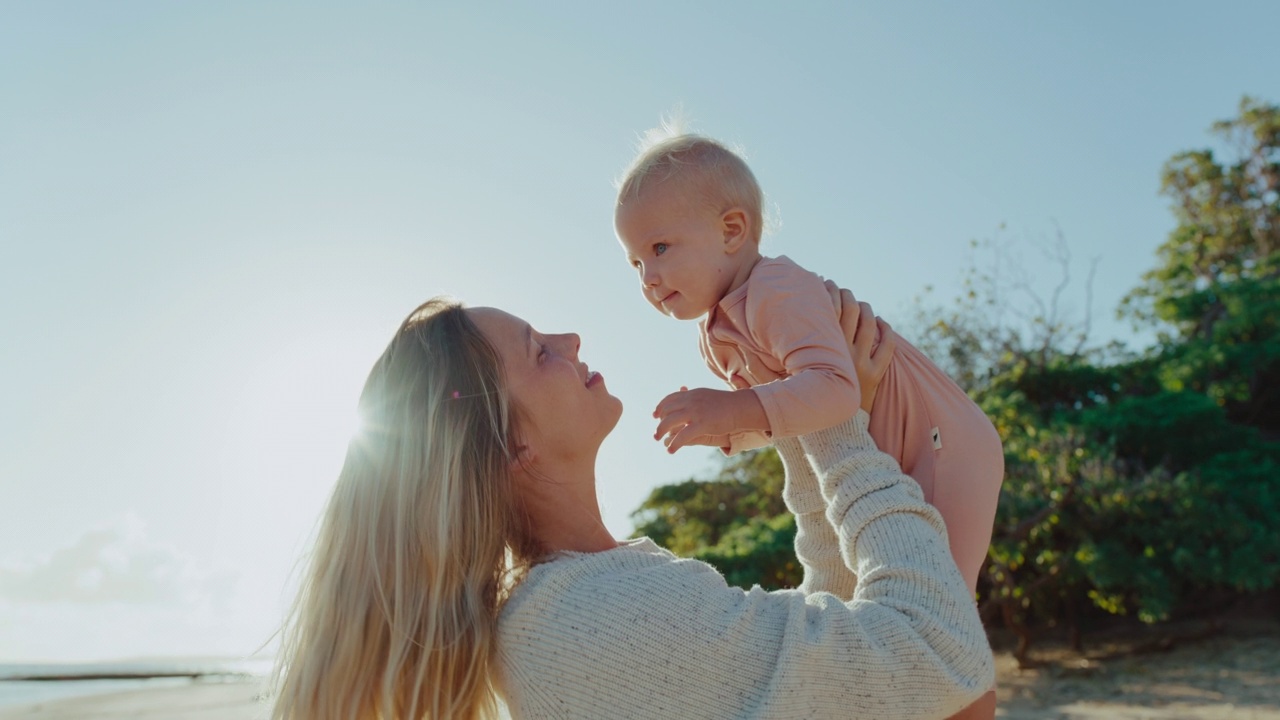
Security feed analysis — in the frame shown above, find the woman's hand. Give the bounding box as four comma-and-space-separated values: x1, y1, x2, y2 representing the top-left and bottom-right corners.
824, 280, 896, 413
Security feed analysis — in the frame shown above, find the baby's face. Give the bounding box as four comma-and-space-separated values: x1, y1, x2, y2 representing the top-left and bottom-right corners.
615, 182, 740, 321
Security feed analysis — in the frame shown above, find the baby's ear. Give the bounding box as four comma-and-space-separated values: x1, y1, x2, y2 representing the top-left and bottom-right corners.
720, 207, 751, 253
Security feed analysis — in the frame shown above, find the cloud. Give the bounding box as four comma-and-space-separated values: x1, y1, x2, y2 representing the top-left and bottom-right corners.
0, 516, 288, 661
0, 514, 236, 608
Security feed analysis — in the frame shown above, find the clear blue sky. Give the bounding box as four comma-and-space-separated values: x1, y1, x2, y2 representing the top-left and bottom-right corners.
1, 2, 1276, 662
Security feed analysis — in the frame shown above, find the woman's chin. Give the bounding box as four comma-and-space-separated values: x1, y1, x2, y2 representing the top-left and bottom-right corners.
602, 397, 624, 434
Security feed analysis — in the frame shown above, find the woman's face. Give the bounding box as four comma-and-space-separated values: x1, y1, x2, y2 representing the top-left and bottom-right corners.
468, 307, 623, 465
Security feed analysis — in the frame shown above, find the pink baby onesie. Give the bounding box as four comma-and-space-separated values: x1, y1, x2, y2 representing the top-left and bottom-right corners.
699, 255, 1005, 591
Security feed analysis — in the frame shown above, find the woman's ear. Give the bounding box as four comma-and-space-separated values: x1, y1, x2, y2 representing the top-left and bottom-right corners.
509, 443, 537, 474
720, 207, 751, 253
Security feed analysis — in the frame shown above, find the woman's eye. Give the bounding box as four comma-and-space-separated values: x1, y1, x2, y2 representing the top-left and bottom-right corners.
655, 243, 668, 255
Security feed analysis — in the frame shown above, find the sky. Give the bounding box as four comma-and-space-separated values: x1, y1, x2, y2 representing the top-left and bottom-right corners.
1, 2, 1277, 663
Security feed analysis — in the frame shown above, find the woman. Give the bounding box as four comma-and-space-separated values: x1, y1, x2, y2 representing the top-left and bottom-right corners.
270, 289, 994, 719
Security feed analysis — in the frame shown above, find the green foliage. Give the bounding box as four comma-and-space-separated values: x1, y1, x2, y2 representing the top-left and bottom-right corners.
970, 97, 1280, 655
1122, 95, 1280, 439
630, 448, 802, 590
629, 98, 1280, 655
986, 368, 1279, 633
1147, 275, 1280, 435
1124, 96, 1280, 336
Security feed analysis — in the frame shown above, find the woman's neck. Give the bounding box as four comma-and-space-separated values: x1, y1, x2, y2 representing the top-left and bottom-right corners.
537, 512, 618, 556
520, 461, 618, 555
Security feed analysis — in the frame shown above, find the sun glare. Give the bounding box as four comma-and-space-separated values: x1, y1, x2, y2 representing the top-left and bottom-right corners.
224, 333, 376, 492
344, 410, 366, 445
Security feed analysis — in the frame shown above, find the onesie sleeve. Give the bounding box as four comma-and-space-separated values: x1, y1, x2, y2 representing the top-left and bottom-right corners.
699, 325, 779, 456
499, 412, 993, 720
745, 260, 861, 438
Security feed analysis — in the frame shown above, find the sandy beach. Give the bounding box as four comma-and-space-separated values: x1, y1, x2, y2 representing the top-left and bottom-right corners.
0, 681, 268, 720
992, 615, 1280, 720
2, 617, 1277, 720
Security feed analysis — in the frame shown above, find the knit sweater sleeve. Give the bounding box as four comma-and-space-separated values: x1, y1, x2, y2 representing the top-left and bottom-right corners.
498, 412, 993, 720
772, 436, 857, 600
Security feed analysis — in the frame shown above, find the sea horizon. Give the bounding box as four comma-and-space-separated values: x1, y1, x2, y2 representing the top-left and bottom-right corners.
0, 656, 271, 711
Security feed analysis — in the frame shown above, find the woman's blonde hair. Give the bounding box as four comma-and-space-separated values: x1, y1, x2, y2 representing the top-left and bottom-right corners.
616, 119, 766, 244
271, 297, 537, 719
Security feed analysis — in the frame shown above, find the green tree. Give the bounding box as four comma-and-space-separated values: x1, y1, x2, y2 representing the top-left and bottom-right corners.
1123, 95, 1280, 438
630, 447, 801, 590
930, 97, 1280, 660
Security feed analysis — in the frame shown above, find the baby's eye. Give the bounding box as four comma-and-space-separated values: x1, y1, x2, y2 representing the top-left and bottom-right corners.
538, 345, 548, 363
654, 243, 668, 256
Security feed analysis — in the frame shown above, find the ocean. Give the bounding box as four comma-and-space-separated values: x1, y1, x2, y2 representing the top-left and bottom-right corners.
0, 657, 272, 710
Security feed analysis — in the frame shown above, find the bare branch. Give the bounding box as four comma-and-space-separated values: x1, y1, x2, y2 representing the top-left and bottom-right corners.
1073, 255, 1101, 357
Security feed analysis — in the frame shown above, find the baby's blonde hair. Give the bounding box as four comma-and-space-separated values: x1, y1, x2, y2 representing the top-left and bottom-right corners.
616, 119, 765, 244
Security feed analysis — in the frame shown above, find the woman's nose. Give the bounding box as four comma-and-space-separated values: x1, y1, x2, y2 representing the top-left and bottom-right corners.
557, 333, 581, 357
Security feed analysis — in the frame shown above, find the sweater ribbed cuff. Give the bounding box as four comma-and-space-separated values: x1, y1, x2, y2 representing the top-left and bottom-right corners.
773, 436, 823, 514
774, 435, 860, 599
797, 410, 879, 475
798, 411, 941, 559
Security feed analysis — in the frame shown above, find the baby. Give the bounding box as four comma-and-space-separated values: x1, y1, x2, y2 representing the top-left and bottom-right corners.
613, 131, 1005, 597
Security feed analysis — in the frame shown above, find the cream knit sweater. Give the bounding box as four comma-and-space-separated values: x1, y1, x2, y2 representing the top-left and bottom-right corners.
497, 412, 994, 719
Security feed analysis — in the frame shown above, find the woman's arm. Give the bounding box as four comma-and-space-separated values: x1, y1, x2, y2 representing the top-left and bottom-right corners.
501, 289, 989, 719
775, 285, 896, 598
503, 409, 992, 720
503, 350, 991, 720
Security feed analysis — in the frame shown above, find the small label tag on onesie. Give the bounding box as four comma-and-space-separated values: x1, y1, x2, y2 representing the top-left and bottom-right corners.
931, 426, 942, 450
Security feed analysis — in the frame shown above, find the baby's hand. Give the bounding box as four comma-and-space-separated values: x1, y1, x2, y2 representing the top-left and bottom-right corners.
653, 386, 743, 454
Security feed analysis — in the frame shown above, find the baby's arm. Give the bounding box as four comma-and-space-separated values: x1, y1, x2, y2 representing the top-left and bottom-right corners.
747, 261, 863, 438
654, 266, 878, 454
652, 385, 769, 453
